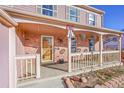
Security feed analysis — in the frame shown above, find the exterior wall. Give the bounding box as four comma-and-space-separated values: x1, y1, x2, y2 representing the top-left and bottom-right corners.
17, 29, 100, 63
6, 5, 102, 28
11, 5, 36, 13
96, 14, 102, 28
16, 28, 25, 55
0, 23, 9, 88
80, 9, 87, 25
74, 31, 100, 52
57, 5, 66, 20
122, 34, 124, 50
23, 32, 68, 62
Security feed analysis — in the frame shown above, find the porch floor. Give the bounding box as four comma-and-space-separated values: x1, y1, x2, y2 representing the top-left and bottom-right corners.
17, 62, 123, 88
40, 63, 68, 79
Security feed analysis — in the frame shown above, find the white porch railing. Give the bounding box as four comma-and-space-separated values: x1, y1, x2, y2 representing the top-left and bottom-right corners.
71, 52, 100, 71
15, 54, 40, 81
70, 51, 120, 71
102, 50, 120, 64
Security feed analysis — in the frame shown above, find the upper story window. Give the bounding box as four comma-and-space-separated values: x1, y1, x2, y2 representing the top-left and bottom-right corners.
88, 13, 96, 26
37, 5, 57, 17
66, 6, 80, 22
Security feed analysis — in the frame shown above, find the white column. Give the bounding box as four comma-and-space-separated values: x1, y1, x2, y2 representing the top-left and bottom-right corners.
36, 54, 41, 78
119, 35, 122, 62
68, 37, 72, 72
9, 27, 16, 88
100, 34, 103, 66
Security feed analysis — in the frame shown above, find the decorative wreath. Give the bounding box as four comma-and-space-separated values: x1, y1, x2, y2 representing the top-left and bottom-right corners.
59, 49, 65, 54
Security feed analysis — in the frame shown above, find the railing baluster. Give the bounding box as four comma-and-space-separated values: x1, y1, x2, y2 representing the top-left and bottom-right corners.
30, 59, 33, 76
85, 55, 87, 67
26, 59, 28, 77
20, 60, 23, 78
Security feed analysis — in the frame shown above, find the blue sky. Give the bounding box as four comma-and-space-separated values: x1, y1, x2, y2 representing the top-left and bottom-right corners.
91, 5, 124, 31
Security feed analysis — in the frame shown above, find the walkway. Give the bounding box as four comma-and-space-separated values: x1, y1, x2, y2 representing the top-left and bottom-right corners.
19, 77, 65, 88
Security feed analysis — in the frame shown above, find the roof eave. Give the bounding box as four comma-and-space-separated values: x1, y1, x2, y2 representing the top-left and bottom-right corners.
1, 6, 122, 35
0, 8, 18, 27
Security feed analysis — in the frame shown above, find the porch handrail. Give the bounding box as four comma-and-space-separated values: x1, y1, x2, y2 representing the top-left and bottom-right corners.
70, 50, 120, 71
71, 51, 100, 56
15, 54, 40, 81
70, 51, 100, 71
102, 50, 120, 64
103, 50, 119, 54
15, 54, 36, 59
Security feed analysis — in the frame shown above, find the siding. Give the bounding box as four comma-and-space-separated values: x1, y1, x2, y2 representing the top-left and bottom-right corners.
0, 23, 9, 88
12, 5, 36, 13
6, 5, 102, 28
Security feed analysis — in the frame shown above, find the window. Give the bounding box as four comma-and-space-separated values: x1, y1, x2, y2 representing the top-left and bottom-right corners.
71, 38, 77, 53
66, 6, 80, 22
37, 5, 57, 17
89, 35, 95, 51
88, 13, 96, 26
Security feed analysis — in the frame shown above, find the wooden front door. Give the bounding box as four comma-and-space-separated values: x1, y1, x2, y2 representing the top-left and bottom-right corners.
41, 36, 54, 63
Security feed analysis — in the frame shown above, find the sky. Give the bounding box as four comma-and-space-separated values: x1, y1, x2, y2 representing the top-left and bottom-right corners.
91, 5, 124, 31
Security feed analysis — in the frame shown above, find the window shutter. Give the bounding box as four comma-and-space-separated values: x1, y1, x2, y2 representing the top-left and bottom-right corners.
53, 5, 57, 17
37, 5, 42, 14
86, 12, 89, 25
95, 15, 97, 26
66, 6, 70, 21
77, 9, 80, 22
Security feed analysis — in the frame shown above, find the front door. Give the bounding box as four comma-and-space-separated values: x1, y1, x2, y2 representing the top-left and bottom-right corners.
41, 36, 53, 63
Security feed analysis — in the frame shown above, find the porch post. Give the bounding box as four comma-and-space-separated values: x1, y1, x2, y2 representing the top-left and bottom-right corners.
68, 37, 72, 72
36, 54, 41, 78
9, 27, 16, 88
119, 35, 122, 62
100, 34, 103, 66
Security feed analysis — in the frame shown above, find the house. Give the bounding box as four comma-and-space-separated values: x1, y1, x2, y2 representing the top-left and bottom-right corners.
0, 5, 123, 88
121, 34, 124, 63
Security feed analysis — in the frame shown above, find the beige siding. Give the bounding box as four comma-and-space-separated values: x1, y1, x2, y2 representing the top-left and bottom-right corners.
57, 5, 66, 20
79, 9, 87, 25
13, 5, 36, 13
0, 23, 9, 88
96, 14, 102, 28
6, 5, 102, 28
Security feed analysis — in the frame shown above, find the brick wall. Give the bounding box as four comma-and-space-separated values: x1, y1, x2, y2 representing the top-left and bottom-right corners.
22, 31, 99, 63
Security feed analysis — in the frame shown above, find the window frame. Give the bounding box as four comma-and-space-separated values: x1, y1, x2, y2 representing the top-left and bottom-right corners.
88, 13, 96, 26
37, 5, 57, 17
67, 6, 80, 22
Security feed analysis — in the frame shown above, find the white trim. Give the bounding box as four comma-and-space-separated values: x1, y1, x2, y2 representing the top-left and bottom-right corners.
68, 35, 72, 72
13, 18, 108, 35
100, 34, 103, 66
67, 5, 102, 15
15, 54, 36, 59
36, 54, 41, 78
41, 35, 54, 63
71, 51, 100, 56
119, 35, 122, 62
13, 17, 66, 29
9, 27, 16, 88
0, 9, 18, 26
75, 28, 121, 36
36, 5, 58, 18
102, 50, 120, 54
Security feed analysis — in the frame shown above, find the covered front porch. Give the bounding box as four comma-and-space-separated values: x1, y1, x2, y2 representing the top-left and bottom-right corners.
15, 20, 122, 86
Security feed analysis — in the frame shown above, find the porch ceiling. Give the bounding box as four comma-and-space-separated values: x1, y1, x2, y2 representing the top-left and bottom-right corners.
18, 23, 68, 36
